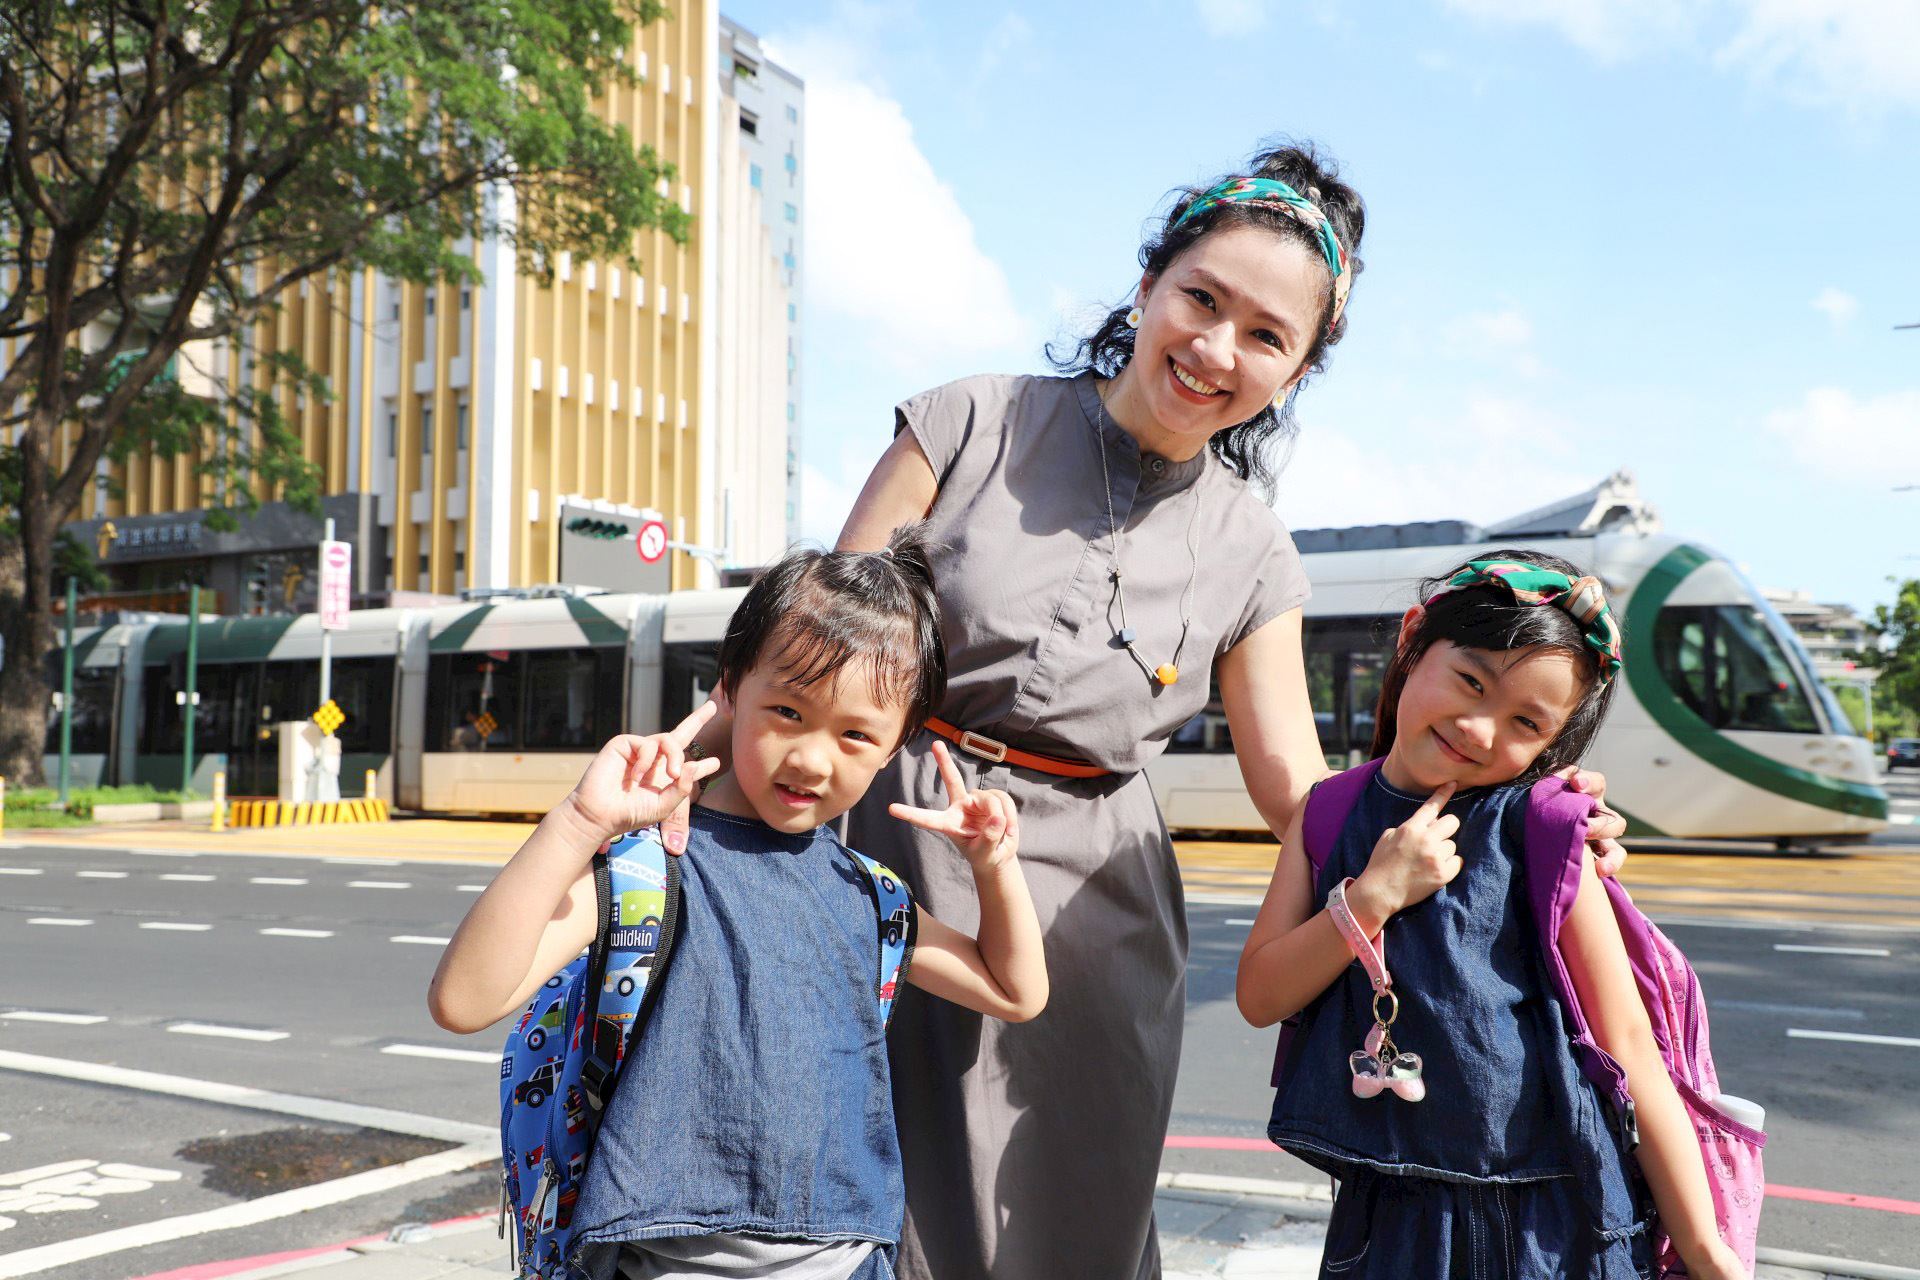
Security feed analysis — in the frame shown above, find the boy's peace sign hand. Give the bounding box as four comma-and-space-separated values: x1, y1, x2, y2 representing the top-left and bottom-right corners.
1351, 782, 1463, 924
562, 701, 724, 844
888, 740, 1020, 872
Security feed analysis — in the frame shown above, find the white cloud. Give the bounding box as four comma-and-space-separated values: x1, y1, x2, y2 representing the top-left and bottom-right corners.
1441, 0, 1704, 62
1811, 288, 1859, 330
772, 51, 1031, 376
1441, 307, 1545, 377
1196, 0, 1270, 37
1763, 387, 1920, 482
1442, 0, 1920, 113
1718, 0, 1920, 114
1274, 394, 1593, 530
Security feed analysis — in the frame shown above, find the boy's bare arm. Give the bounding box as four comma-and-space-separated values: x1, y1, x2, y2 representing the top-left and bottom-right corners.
1562, 855, 1745, 1280
428, 708, 721, 1034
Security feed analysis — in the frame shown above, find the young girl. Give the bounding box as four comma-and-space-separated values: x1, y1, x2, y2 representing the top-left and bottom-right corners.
428, 527, 1048, 1280
1237, 551, 1746, 1280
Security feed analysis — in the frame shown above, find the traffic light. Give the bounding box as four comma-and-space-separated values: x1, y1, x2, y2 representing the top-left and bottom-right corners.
565, 517, 632, 541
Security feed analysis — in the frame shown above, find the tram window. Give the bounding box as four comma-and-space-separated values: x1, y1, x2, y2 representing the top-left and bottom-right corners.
1303, 616, 1395, 761
522, 648, 622, 749
662, 640, 721, 728
1165, 678, 1233, 754
1652, 605, 1819, 734
429, 650, 524, 752
143, 663, 239, 753
44, 668, 116, 755
328, 659, 396, 753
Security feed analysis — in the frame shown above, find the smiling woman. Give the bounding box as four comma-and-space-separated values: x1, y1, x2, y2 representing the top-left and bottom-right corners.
823, 142, 1379, 1280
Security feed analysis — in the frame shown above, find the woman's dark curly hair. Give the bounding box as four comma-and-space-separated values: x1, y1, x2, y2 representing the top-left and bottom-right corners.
1047, 139, 1366, 499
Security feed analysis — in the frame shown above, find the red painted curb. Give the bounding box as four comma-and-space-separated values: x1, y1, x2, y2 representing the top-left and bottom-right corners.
125, 1212, 493, 1280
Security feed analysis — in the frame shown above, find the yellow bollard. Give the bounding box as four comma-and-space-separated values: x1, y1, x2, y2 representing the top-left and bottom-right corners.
365, 768, 377, 801
211, 770, 227, 832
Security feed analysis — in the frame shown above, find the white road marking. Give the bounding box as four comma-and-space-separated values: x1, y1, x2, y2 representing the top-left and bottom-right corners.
457, 884, 487, 892
165, 1023, 289, 1043
140, 922, 213, 932
0, 1143, 493, 1278
158, 873, 215, 883
390, 935, 451, 946
0, 1049, 493, 1143
0, 869, 43, 877
1720, 1000, 1864, 1020
1224, 918, 1257, 926
1889, 813, 1915, 826
381, 1043, 499, 1065
25, 919, 90, 928
0, 1162, 96, 1189
259, 927, 333, 939
248, 876, 308, 885
328, 857, 402, 866
1774, 943, 1892, 957
1787, 1028, 1920, 1049
126, 849, 197, 857
74, 871, 127, 880
349, 880, 411, 890
0, 1012, 107, 1026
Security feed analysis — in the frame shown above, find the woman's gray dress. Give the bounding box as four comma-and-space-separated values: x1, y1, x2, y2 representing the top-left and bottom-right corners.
845, 374, 1310, 1280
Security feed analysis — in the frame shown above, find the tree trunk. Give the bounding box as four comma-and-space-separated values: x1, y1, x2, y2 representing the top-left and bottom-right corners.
0, 406, 64, 790
0, 533, 52, 790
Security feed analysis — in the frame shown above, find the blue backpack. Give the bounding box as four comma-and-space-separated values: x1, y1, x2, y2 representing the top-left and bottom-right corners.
496, 826, 916, 1279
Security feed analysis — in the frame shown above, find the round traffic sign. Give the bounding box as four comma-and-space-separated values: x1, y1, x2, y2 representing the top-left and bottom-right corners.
635, 519, 669, 564
324, 543, 350, 568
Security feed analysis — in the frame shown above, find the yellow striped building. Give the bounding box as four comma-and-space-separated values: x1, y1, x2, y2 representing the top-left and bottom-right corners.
42, 2, 761, 613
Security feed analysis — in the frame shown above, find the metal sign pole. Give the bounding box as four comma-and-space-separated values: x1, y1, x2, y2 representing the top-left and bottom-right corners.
58, 578, 75, 804
319, 517, 335, 709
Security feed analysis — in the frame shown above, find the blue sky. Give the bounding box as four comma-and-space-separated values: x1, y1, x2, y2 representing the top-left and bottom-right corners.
721, 0, 1920, 616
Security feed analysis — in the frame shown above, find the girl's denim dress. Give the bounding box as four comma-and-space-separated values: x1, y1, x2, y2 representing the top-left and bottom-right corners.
568, 807, 902, 1280
1268, 775, 1650, 1280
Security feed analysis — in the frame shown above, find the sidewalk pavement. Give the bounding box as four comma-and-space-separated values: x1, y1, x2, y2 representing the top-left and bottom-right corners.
161, 1178, 1920, 1280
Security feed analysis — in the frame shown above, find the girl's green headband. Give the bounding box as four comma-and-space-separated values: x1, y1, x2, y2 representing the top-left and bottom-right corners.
1424, 558, 1625, 687
1169, 177, 1352, 329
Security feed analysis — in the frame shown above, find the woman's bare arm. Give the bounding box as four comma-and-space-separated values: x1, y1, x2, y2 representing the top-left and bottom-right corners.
1217, 608, 1334, 839
837, 431, 938, 552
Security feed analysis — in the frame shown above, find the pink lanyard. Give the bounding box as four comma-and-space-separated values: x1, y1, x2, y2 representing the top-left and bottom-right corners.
1328, 878, 1426, 1103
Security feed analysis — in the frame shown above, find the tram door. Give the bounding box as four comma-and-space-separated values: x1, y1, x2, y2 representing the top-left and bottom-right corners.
229, 661, 319, 797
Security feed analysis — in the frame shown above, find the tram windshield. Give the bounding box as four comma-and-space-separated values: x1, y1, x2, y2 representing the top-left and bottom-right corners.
1651, 604, 1824, 734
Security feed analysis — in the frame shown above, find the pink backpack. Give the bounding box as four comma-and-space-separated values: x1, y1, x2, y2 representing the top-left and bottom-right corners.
1275, 760, 1766, 1276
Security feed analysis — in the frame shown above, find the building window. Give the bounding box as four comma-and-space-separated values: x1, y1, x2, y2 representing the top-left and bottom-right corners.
425, 292, 435, 317
787, 403, 796, 421
386, 411, 397, 459
749, 163, 762, 189
461, 287, 471, 311
786, 105, 798, 123
457, 401, 469, 450
783, 252, 796, 272
740, 111, 758, 138
421, 405, 434, 456
788, 303, 796, 322
733, 58, 757, 80
784, 153, 796, 174
783, 202, 797, 223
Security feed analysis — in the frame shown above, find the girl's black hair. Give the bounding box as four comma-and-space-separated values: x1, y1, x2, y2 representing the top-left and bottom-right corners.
716, 523, 946, 748
1370, 548, 1616, 787
1046, 138, 1367, 499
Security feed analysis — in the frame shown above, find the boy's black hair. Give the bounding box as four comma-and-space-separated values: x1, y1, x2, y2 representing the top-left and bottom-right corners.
1370, 547, 1616, 787
716, 523, 946, 748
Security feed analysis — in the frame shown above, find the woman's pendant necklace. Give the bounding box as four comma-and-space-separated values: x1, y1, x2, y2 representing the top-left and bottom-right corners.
1093, 393, 1202, 689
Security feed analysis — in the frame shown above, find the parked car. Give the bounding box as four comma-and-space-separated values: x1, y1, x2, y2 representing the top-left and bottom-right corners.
1889, 738, 1920, 771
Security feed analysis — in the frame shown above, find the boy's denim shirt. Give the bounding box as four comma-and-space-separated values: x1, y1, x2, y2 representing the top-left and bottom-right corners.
570, 805, 904, 1275
1268, 775, 1641, 1237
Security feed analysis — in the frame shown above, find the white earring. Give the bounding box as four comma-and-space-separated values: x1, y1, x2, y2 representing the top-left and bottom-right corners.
1124, 307, 1142, 329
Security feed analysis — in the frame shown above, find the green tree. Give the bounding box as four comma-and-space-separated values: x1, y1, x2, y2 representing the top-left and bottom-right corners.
0, 0, 687, 784
1861, 579, 1920, 738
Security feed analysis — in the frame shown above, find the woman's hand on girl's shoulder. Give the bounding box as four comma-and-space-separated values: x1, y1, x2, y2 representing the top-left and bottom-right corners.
562, 702, 724, 844
1555, 766, 1628, 877
887, 740, 1019, 872
1350, 783, 1461, 923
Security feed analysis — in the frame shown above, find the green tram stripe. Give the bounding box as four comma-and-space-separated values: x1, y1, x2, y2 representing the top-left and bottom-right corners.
1623, 544, 1887, 822
1611, 803, 1669, 840
142, 615, 299, 664
430, 604, 495, 653
564, 596, 628, 648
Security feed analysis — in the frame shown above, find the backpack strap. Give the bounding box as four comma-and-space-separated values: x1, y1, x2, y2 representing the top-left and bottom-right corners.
846, 850, 916, 1028
1523, 778, 1637, 1145
1271, 759, 1385, 1087
579, 828, 682, 1128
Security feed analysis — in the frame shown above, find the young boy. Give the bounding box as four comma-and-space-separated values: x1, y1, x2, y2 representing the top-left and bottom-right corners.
428, 527, 1047, 1280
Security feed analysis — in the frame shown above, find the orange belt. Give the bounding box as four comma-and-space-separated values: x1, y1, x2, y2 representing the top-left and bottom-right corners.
923, 717, 1111, 779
